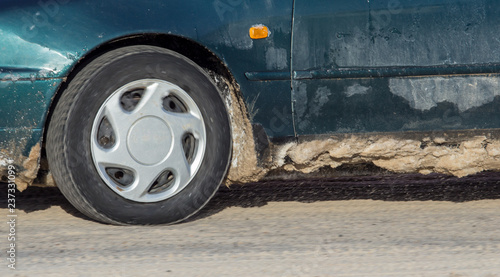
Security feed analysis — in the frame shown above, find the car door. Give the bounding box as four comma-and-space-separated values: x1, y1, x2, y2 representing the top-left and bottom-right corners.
292, 0, 500, 135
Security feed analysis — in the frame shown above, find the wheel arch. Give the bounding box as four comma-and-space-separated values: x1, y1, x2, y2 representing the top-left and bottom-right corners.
41, 33, 266, 187
46, 33, 238, 127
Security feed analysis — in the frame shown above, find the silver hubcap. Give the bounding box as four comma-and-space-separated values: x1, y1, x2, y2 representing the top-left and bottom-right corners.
128, 116, 173, 165
90, 79, 206, 203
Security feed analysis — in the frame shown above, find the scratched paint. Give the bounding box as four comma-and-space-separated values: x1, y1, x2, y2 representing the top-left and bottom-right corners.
0, 31, 72, 79
293, 75, 500, 135
389, 76, 500, 112
344, 84, 371, 98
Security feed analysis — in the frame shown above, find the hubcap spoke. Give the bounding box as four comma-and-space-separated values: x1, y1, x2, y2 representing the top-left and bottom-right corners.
120, 164, 165, 200
102, 101, 136, 142
133, 82, 168, 118
166, 111, 205, 139
92, 141, 135, 169
162, 139, 192, 190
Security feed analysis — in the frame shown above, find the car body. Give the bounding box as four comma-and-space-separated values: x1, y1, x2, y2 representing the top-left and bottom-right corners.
1, 0, 500, 224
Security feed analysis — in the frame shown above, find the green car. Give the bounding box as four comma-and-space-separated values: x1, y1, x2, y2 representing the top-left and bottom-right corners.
2, 0, 500, 224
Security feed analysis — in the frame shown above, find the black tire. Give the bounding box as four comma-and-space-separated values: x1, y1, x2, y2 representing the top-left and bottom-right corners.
46, 45, 232, 225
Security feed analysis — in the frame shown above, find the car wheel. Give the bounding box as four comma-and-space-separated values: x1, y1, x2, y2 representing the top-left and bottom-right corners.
47, 45, 231, 225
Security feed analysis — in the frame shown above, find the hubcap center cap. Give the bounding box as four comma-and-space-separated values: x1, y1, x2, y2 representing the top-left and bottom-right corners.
127, 116, 172, 165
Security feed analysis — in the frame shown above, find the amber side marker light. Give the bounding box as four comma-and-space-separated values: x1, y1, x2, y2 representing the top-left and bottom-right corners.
249, 25, 269, 39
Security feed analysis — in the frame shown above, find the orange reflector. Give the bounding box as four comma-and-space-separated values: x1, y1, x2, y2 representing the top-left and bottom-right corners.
249, 25, 269, 39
